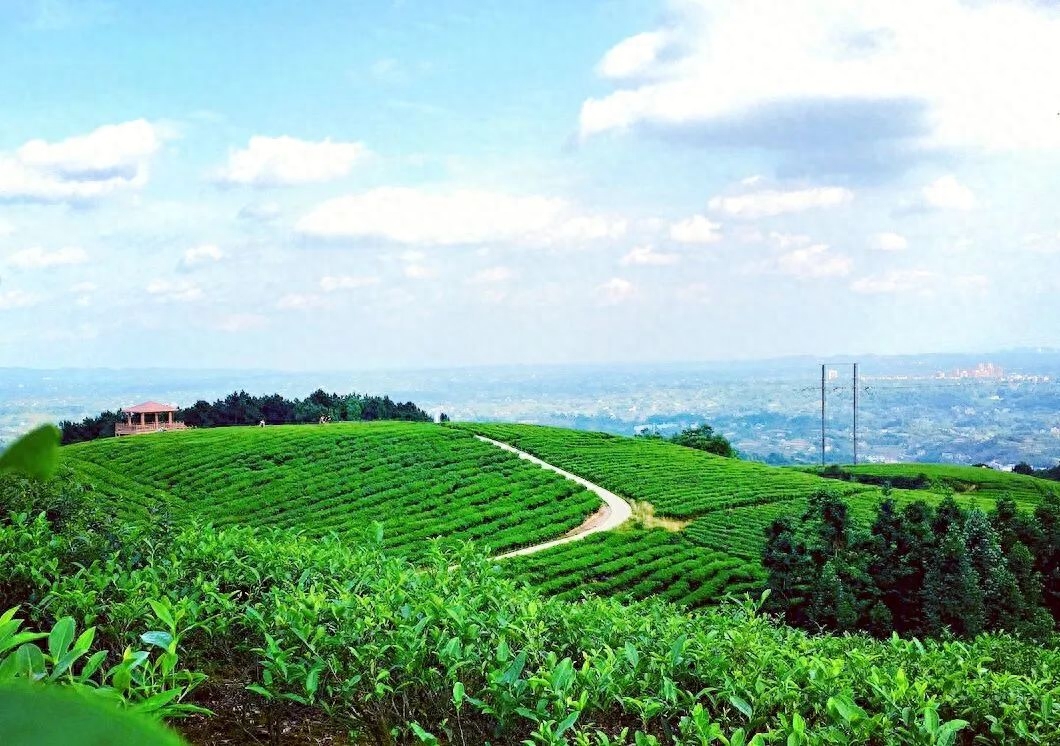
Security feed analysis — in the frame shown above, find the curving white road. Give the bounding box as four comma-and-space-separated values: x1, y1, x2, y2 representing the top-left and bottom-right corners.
474, 435, 633, 559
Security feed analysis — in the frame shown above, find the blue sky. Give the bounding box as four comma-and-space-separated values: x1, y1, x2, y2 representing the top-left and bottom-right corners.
1, 0, 1058, 370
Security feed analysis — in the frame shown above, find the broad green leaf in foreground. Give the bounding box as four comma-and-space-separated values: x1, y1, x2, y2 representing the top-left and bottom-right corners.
0, 425, 61, 481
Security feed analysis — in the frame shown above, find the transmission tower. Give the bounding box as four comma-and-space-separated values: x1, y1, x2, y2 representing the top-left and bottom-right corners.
819, 362, 859, 466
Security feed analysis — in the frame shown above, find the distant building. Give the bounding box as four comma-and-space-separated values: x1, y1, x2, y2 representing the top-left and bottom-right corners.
115, 401, 187, 436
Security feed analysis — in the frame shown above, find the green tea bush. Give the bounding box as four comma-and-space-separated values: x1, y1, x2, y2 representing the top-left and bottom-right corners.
2, 505, 1056, 744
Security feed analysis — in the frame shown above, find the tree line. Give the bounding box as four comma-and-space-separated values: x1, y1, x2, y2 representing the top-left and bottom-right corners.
636, 423, 736, 458
763, 491, 1059, 641
59, 389, 433, 444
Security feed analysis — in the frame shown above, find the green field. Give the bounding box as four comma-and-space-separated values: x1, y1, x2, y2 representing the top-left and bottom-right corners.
59, 421, 1060, 608
61, 422, 600, 560
5, 420, 1060, 743
459, 423, 1059, 581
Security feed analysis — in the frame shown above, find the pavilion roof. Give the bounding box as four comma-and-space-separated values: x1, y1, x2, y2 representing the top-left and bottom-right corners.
124, 401, 178, 414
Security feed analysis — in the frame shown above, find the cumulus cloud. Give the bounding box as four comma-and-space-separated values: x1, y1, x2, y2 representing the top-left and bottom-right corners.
669, 215, 722, 243
850, 269, 936, 294
147, 279, 202, 302
579, 0, 1060, 165
215, 136, 368, 186
597, 277, 635, 304
276, 293, 328, 310
0, 289, 40, 309
6, 246, 88, 269
921, 175, 975, 210
320, 275, 380, 291
468, 266, 514, 284
0, 218, 13, 237
872, 232, 908, 251
776, 243, 852, 279
0, 120, 162, 201
597, 31, 671, 79
620, 245, 678, 266
709, 186, 853, 218
1022, 232, 1060, 255
297, 187, 623, 247
180, 244, 223, 268
237, 201, 282, 222
216, 313, 267, 332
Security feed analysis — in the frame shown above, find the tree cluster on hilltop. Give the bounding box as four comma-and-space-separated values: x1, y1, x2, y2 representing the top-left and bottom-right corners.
58, 389, 432, 444
637, 423, 736, 458
1013, 459, 1060, 482
764, 491, 1060, 640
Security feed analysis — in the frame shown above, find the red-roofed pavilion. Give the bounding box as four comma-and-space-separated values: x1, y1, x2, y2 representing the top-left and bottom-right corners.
115, 401, 186, 436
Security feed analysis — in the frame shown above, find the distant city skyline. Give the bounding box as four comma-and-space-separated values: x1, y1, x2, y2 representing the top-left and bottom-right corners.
1, 0, 1059, 369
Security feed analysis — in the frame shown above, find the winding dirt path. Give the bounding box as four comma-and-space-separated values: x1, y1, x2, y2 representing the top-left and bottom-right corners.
474, 435, 633, 559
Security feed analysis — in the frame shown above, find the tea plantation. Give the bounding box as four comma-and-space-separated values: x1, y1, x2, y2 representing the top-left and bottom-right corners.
3, 421, 1058, 744
60, 422, 601, 560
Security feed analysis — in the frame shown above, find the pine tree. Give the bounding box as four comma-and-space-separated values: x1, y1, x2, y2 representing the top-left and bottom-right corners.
923, 529, 984, 637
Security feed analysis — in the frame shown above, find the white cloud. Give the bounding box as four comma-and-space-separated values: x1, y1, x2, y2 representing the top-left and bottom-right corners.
7, 246, 87, 269
768, 232, 812, 249
872, 232, 908, 252
216, 313, 267, 332
579, 1, 1060, 153
597, 277, 635, 304
620, 245, 678, 266
403, 263, 434, 280
0, 120, 161, 201
215, 136, 368, 186
555, 215, 628, 241
180, 244, 223, 268
850, 269, 936, 294
147, 279, 202, 302
953, 274, 989, 292
72, 281, 96, 307
468, 266, 514, 284
297, 187, 621, 247
237, 202, 282, 222
276, 293, 327, 310
709, 186, 853, 218
320, 275, 380, 291
597, 31, 671, 79
921, 175, 975, 211
1022, 233, 1060, 255
0, 289, 40, 309
669, 215, 722, 244
777, 243, 852, 279
0, 218, 13, 237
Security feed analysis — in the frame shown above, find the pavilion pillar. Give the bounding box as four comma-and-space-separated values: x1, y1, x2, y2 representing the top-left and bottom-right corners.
168, 411, 173, 425
140, 412, 145, 427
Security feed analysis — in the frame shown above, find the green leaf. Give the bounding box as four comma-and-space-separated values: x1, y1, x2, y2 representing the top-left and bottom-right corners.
245, 684, 273, 699
147, 600, 175, 631
556, 710, 580, 738
306, 666, 320, 697
47, 617, 76, 664
0, 425, 61, 480
139, 631, 173, 650
452, 681, 465, 708
133, 688, 182, 714
729, 694, 753, 719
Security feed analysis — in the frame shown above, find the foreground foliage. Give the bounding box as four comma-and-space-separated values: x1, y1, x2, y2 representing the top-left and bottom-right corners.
2, 494, 1058, 744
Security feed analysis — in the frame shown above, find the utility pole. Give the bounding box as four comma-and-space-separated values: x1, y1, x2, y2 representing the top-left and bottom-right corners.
852, 362, 858, 466
819, 361, 859, 466
821, 364, 826, 466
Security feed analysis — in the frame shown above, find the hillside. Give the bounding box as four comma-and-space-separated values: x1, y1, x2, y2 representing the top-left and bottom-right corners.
61, 422, 600, 559
456, 423, 1059, 597
61, 421, 1060, 609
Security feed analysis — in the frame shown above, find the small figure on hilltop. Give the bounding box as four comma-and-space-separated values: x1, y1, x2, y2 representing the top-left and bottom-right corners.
259, 419, 265, 428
